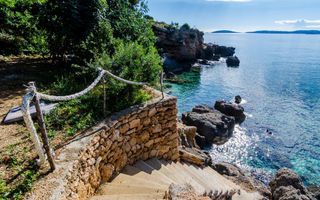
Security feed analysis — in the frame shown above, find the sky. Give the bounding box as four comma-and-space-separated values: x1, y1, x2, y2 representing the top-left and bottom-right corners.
147, 0, 320, 32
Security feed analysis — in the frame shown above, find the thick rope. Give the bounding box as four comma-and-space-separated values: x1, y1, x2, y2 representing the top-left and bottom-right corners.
22, 68, 152, 166
21, 93, 46, 165
37, 69, 147, 101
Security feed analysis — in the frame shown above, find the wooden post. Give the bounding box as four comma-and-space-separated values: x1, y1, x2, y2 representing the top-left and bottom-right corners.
103, 77, 106, 118
160, 71, 164, 99
31, 82, 56, 171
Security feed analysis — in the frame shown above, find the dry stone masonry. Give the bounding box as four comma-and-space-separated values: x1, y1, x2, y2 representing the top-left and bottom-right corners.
27, 89, 179, 200
65, 93, 179, 199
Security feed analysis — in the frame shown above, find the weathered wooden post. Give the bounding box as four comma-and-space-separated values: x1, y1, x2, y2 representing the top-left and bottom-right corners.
160, 71, 164, 99
103, 77, 107, 118
30, 82, 56, 171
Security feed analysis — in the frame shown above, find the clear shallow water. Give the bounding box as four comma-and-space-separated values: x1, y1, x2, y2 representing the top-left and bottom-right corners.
168, 33, 320, 185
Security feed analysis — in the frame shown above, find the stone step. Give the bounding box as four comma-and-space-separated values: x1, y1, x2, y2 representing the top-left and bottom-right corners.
108, 174, 168, 189
90, 193, 165, 200
92, 159, 264, 200
96, 183, 167, 196
145, 159, 191, 184
134, 160, 177, 185
120, 164, 172, 185
176, 162, 229, 193
158, 160, 207, 195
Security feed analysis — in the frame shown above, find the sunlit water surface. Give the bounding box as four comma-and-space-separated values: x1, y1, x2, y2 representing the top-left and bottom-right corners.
168, 33, 320, 185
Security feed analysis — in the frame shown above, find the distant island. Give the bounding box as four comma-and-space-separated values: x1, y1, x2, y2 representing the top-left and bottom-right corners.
212, 30, 239, 33
247, 30, 320, 35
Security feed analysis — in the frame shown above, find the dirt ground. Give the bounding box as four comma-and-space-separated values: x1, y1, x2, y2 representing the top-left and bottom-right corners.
0, 56, 73, 198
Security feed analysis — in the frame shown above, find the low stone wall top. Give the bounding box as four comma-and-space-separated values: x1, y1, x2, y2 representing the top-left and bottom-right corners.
26, 88, 179, 200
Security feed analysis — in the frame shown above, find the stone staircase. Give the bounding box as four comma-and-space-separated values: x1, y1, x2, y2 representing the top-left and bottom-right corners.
90, 158, 263, 200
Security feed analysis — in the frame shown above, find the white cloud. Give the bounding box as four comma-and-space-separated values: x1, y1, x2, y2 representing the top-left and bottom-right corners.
275, 19, 320, 29
275, 19, 320, 25
206, 0, 251, 2
306, 25, 320, 28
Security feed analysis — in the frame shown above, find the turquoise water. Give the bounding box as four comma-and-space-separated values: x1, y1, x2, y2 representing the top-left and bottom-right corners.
169, 33, 320, 185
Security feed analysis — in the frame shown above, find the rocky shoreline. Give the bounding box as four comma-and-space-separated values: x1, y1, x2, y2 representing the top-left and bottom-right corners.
152, 24, 240, 76
152, 23, 319, 200
176, 97, 320, 200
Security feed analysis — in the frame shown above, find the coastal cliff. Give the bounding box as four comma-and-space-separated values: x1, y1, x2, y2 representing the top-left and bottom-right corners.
152, 24, 238, 73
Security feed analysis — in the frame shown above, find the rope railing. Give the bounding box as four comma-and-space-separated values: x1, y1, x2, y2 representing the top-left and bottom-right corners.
21, 68, 164, 170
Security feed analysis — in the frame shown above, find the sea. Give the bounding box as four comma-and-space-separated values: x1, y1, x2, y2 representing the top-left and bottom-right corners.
167, 33, 320, 185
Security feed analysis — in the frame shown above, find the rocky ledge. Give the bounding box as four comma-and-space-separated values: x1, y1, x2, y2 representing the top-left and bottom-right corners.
269, 168, 318, 200
152, 24, 239, 74
181, 100, 246, 147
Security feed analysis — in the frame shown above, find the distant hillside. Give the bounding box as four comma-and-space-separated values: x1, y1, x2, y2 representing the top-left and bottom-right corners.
212, 30, 239, 33
247, 30, 320, 35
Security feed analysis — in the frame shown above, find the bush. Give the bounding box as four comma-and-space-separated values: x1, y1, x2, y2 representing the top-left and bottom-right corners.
0, 0, 48, 55
181, 23, 191, 30
44, 39, 161, 136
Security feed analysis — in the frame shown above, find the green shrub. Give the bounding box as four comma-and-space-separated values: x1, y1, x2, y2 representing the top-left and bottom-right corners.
0, 0, 48, 55
181, 23, 191, 30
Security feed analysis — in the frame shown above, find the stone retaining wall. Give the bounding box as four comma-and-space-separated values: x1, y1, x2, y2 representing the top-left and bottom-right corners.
61, 89, 179, 199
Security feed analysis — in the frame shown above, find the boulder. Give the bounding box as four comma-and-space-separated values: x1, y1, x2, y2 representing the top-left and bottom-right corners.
308, 184, 320, 200
215, 46, 235, 57
200, 43, 218, 60
214, 100, 246, 123
191, 63, 201, 72
177, 122, 197, 148
212, 162, 271, 198
269, 168, 315, 200
235, 95, 242, 104
226, 56, 240, 67
179, 146, 212, 166
212, 55, 221, 61
195, 133, 206, 149
197, 59, 211, 65
192, 104, 215, 114
181, 106, 235, 145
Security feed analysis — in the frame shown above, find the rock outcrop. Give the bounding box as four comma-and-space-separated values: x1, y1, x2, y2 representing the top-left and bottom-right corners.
181, 105, 235, 145
215, 45, 235, 57
235, 95, 242, 104
214, 100, 246, 123
152, 25, 204, 73
269, 168, 315, 200
177, 122, 212, 166
226, 56, 240, 67
308, 184, 320, 200
212, 162, 271, 199
152, 25, 237, 73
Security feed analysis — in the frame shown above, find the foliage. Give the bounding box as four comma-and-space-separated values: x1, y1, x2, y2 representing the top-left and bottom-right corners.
181, 23, 191, 30
44, 40, 161, 136
39, 0, 104, 60
1, 0, 162, 199
0, 0, 48, 55
0, 142, 39, 200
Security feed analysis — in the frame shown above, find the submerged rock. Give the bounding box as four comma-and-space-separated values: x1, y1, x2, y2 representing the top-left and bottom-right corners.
269, 168, 315, 200
235, 95, 242, 104
182, 106, 235, 145
214, 100, 246, 123
226, 56, 240, 67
